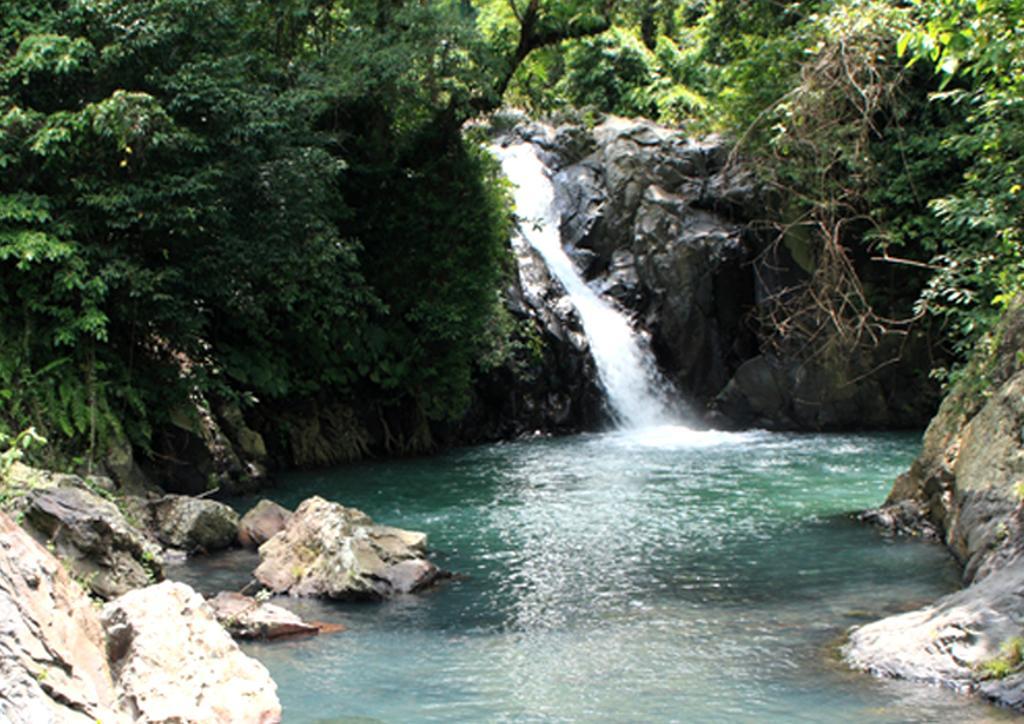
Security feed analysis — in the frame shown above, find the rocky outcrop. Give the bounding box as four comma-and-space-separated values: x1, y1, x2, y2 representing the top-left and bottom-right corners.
476, 115, 938, 433
151, 494, 240, 553
845, 557, 1024, 699
528, 117, 756, 409
845, 297, 1024, 710
0, 466, 164, 601
254, 495, 439, 599
0, 511, 281, 723
102, 581, 281, 723
238, 499, 292, 549
457, 232, 606, 440
0, 512, 125, 723
710, 333, 937, 431
208, 591, 321, 639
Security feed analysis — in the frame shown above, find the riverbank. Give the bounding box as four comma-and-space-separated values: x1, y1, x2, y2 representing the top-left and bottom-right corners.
843, 297, 1024, 710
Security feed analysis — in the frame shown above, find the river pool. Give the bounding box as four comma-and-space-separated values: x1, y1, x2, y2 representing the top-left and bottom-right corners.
171, 427, 1013, 722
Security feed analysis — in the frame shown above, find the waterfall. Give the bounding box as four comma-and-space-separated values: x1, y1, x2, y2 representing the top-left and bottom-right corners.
495, 142, 681, 430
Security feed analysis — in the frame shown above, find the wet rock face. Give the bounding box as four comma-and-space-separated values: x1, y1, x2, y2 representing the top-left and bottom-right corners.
102, 581, 281, 723
455, 233, 606, 442
0, 512, 125, 724
487, 116, 938, 431
253, 495, 438, 600
22, 484, 163, 600
538, 117, 758, 409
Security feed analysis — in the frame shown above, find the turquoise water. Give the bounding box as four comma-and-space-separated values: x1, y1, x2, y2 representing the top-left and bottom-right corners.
173, 427, 1013, 722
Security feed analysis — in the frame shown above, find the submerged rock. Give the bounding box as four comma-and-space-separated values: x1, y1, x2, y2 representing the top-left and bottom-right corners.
102, 581, 281, 723
22, 484, 163, 600
0, 512, 126, 723
208, 591, 321, 639
238, 499, 292, 549
253, 495, 439, 599
152, 494, 240, 552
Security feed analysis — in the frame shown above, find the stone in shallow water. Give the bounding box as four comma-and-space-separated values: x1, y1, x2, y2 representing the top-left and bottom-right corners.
152, 494, 240, 552
208, 591, 321, 639
253, 495, 438, 599
238, 499, 292, 549
843, 556, 1024, 704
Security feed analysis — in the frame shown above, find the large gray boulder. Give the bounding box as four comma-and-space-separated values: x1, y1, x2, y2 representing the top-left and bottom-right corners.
152, 494, 240, 552
21, 485, 163, 600
0, 512, 126, 723
102, 581, 281, 723
845, 557, 1024, 687
254, 496, 438, 599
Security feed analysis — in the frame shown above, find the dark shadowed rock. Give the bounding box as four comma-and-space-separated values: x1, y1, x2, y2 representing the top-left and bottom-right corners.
253, 495, 439, 599
0, 512, 126, 723
152, 495, 240, 552
208, 591, 321, 639
238, 499, 292, 549
102, 581, 281, 723
22, 485, 163, 600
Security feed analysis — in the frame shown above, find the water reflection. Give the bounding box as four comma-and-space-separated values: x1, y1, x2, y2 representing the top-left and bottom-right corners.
173, 430, 1013, 722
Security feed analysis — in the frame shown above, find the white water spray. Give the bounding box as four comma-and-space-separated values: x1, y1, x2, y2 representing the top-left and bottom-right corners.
495, 142, 681, 430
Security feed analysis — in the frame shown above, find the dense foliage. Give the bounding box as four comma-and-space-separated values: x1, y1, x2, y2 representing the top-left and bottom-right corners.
2, 0, 1021, 469
507, 0, 1022, 378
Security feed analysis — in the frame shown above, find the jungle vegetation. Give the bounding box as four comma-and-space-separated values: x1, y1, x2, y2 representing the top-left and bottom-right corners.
1, 0, 1021, 468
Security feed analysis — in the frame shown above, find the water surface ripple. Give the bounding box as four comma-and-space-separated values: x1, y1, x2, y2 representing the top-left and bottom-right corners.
174, 428, 1012, 722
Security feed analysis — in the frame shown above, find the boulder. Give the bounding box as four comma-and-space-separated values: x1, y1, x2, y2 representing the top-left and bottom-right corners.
238, 499, 292, 549
22, 485, 163, 600
152, 494, 240, 552
253, 495, 439, 599
208, 591, 321, 639
0, 512, 126, 723
102, 581, 281, 723
844, 556, 1024, 704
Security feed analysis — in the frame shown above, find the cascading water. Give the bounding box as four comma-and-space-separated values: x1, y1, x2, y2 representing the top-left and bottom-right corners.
495, 142, 681, 430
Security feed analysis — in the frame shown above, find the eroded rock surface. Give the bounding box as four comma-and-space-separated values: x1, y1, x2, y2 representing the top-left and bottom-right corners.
846, 297, 1024, 711
0, 512, 126, 723
22, 484, 163, 600
254, 495, 438, 599
102, 581, 281, 723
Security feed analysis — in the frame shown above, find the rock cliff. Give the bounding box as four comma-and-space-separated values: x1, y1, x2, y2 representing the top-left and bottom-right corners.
845, 297, 1024, 710
477, 115, 937, 433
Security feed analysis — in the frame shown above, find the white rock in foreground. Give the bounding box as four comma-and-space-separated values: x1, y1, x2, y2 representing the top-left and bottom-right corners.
102, 581, 281, 723
844, 556, 1024, 702
0, 512, 126, 723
